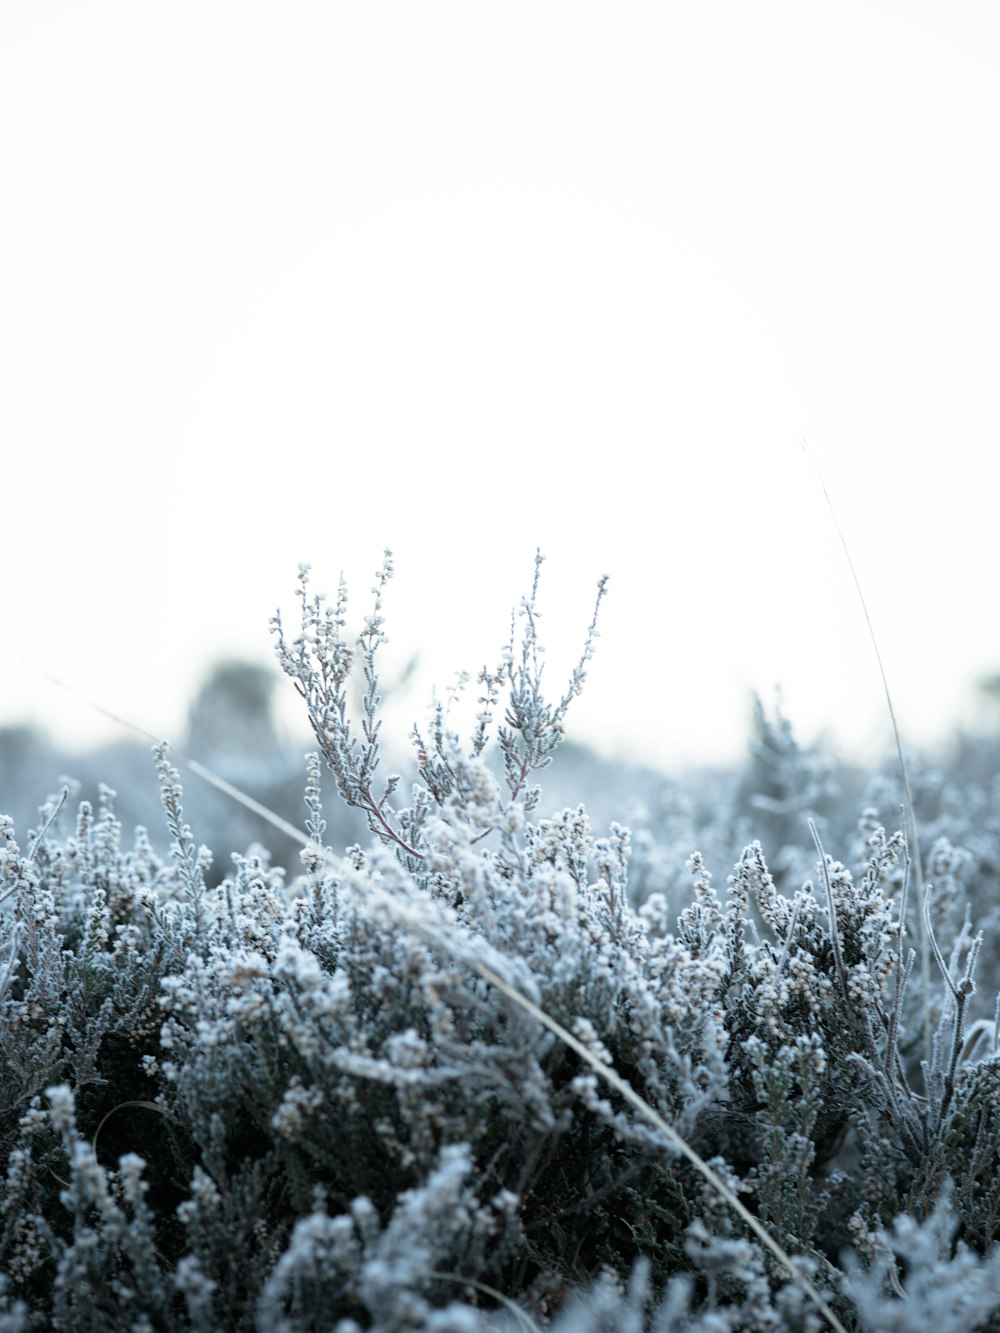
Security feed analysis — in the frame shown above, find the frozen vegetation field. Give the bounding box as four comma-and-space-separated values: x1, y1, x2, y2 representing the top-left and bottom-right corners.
5, 4, 999, 1328
3, 554, 1000, 1331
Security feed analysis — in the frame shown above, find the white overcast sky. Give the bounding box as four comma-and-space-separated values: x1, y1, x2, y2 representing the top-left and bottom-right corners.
2, 0, 999, 772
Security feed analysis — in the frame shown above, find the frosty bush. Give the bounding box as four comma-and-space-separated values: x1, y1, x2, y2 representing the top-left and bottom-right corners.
1, 552, 999, 1331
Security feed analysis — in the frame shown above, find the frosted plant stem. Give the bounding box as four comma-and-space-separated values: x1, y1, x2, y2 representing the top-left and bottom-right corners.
25, 785, 69, 863
809, 819, 850, 1004
0, 784, 70, 909
775, 892, 804, 978
800, 441, 932, 1066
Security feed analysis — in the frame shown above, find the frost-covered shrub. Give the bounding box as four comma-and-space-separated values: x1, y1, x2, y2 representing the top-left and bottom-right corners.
1, 552, 999, 1331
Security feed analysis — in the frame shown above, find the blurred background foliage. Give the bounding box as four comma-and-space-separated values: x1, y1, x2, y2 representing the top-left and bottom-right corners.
4, 658, 1000, 903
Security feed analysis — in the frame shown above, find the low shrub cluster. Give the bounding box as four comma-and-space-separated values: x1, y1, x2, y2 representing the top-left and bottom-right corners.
1, 553, 1000, 1331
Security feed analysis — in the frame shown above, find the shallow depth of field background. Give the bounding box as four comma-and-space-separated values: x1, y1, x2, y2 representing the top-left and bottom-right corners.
2, 1, 999, 776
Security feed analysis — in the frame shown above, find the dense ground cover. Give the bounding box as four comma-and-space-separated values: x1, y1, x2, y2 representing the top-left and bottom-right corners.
2, 554, 1000, 1330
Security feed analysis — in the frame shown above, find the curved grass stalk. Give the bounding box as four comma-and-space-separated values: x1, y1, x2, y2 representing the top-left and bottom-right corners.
465, 956, 849, 1333
428, 1272, 542, 1332
0, 637, 309, 846
351, 869, 849, 1332
91, 1099, 177, 1160
801, 440, 931, 1065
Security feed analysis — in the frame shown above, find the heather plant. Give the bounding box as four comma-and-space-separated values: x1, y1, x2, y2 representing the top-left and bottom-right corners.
0, 553, 999, 1330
